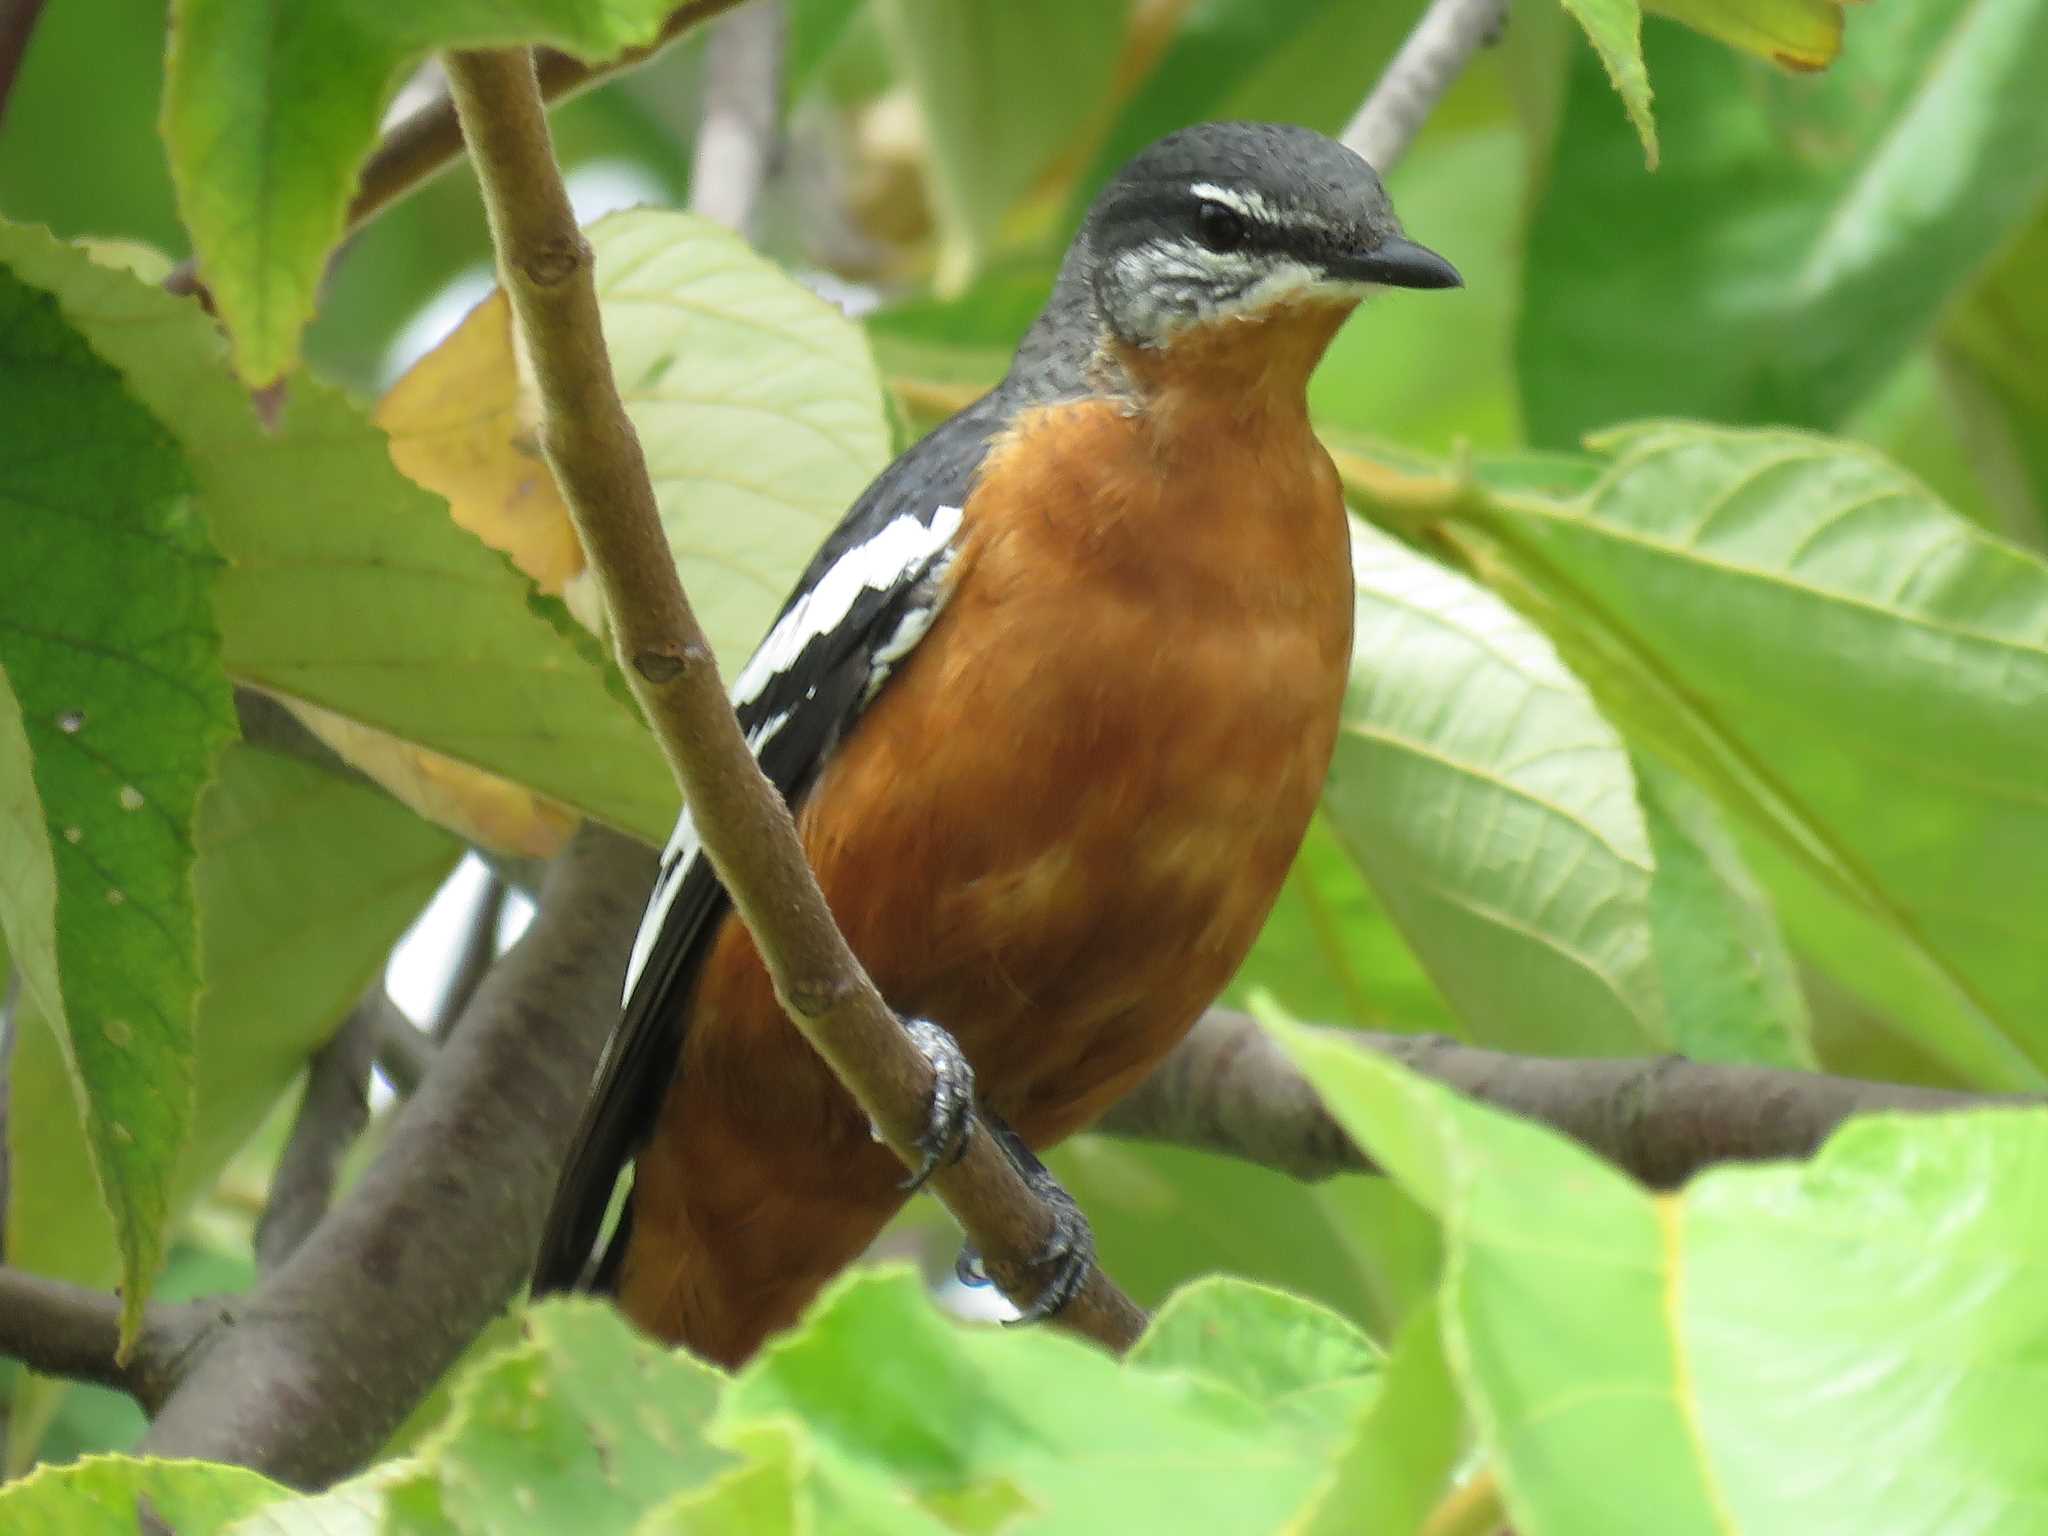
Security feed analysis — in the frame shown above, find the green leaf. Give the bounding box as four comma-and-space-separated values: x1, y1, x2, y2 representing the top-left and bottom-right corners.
724, 1267, 1371, 1533
1228, 812, 1457, 1032
1427, 423, 2048, 1087
6, 744, 458, 1454
1292, 1298, 1465, 1536
1941, 199, 2048, 547
1637, 755, 1812, 1068
385, 1299, 737, 1536
1324, 519, 1665, 1055
590, 208, 894, 674
1043, 1133, 1408, 1340
871, 0, 1126, 289
220, 1461, 410, 1536
634, 1432, 804, 1536
0, 264, 237, 1340
0, 1454, 290, 1534
161, 0, 684, 384
1129, 1276, 1382, 1433
1522, 7, 2048, 444
0, 222, 674, 842
1555, 0, 1657, 166
1271, 1013, 2048, 1536
785, 0, 866, 99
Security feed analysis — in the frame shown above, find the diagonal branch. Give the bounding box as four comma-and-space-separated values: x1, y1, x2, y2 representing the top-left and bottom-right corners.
136, 822, 655, 1486
1341, 0, 1510, 174
441, 45, 1148, 1354
252, 986, 387, 1272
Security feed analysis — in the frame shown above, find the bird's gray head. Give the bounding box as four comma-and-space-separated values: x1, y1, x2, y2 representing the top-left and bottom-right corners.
1074, 121, 1460, 349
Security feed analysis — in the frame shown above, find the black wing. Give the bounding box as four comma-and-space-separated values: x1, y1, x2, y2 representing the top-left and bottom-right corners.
531, 395, 1007, 1295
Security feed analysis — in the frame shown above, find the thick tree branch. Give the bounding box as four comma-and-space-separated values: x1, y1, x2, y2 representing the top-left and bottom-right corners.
441, 46, 1148, 1354
1101, 1010, 2022, 1189
1341, 0, 1509, 174
252, 989, 384, 1272
161, 0, 747, 299
137, 822, 655, 1486
0, 1267, 215, 1415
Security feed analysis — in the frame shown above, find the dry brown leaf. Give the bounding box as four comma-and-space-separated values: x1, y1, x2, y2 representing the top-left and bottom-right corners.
284, 694, 578, 858
376, 289, 586, 597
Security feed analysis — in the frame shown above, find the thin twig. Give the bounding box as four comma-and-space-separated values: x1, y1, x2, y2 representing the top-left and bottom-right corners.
253, 991, 383, 1271
441, 45, 1148, 1355
688, 0, 785, 236
139, 823, 656, 1486
160, 0, 748, 299
0, 0, 47, 131
1100, 1009, 2021, 1189
1341, 0, 1510, 174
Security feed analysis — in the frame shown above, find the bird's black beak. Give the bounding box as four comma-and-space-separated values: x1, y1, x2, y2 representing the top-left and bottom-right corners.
1336, 236, 1463, 290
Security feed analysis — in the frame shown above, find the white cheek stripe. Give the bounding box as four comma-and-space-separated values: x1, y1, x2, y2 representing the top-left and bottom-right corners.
626, 503, 965, 1003
732, 505, 965, 708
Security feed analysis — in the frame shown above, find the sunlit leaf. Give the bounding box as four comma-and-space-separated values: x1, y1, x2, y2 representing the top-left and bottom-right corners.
1274, 1014, 2048, 1536
1292, 1298, 1466, 1536
723, 1267, 1376, 1532
0, 1454, 290, 1534
1326, 519, 1664, 1055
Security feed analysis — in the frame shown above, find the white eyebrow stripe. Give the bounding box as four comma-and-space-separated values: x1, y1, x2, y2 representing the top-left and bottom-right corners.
1189, 182, 1323, 233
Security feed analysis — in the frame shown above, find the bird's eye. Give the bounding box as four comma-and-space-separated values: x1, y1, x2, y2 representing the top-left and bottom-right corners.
1195, 200, 1247, 254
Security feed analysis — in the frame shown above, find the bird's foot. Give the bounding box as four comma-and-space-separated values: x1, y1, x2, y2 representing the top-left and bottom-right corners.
895, 1017, 976, 1192
984, 1114, 1097, 1325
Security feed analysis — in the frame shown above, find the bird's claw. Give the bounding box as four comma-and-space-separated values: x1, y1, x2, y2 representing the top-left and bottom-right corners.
1008, 1171, 1095, 1325
897, 1017, 976, 1192
967, 1113, 1096, 1325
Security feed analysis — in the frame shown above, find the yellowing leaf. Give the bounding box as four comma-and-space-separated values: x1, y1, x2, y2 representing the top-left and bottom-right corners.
1648, 0, 1846, 72
282, 696, 576, 858
377, 291, 586, 598
380, 210, 895, 676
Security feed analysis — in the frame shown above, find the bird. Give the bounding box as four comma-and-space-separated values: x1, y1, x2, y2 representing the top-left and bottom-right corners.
533, 120, 1461, 1368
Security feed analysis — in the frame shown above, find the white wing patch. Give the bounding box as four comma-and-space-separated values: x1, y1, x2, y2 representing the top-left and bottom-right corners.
624, 805, 700, 1003
732, 505, 965, 708
863, 547, 959, 703
622, 504, 965, 1005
